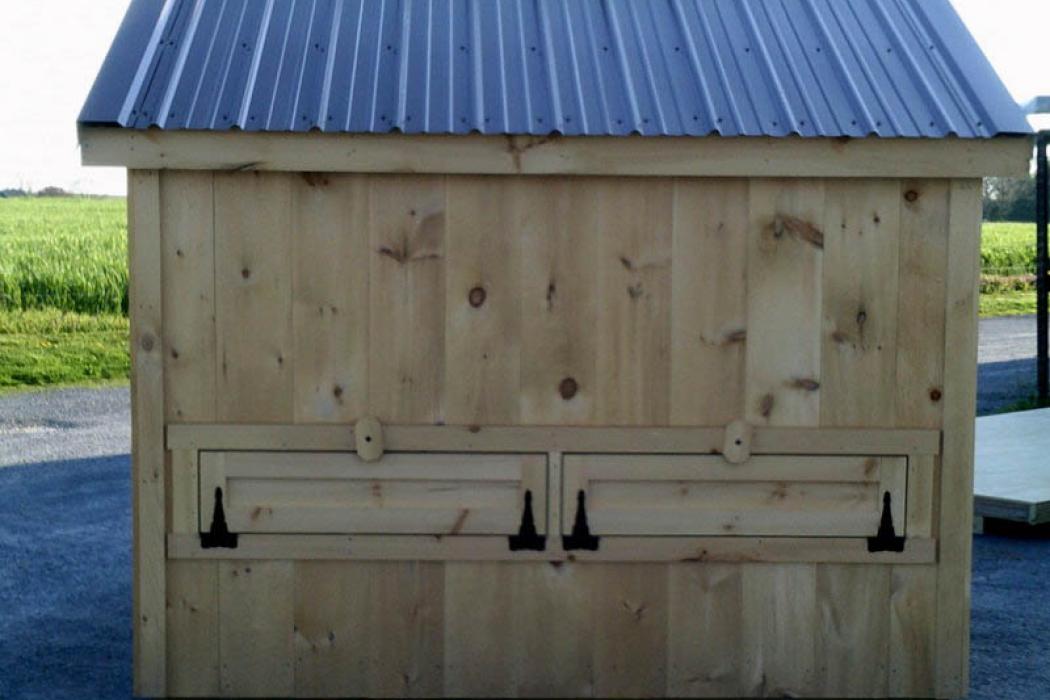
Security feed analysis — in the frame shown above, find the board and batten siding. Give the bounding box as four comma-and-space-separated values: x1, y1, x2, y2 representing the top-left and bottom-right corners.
143, 170, 978, 697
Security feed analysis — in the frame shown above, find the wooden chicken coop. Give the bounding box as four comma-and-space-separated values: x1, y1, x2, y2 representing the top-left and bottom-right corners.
80, 0, 1031, 697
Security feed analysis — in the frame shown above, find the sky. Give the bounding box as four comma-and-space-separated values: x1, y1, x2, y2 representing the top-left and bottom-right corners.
0, 0, 1048, 196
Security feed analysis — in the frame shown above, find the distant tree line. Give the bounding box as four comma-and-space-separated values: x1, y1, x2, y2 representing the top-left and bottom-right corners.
983, 176, 1036, 222
0, 186, 71, 198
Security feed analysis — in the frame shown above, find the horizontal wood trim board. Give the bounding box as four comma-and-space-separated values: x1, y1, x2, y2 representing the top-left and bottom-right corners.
973, 496, 1040, 524
167, 423, 941, 455
166, 534, 936, 564
79, 128, 1031, 177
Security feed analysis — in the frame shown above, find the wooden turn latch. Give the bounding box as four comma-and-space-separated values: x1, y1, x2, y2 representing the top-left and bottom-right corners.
355, 416, 384, 462
722, 419, 752, 464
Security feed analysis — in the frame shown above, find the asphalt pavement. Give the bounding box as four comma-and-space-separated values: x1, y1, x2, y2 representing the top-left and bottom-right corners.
977, 314, 1037, 414
0, 314, 1046, 698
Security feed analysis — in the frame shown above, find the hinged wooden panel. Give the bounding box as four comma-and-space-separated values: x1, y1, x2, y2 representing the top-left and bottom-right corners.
563, 454, 906, 537
199, 451, 547, 536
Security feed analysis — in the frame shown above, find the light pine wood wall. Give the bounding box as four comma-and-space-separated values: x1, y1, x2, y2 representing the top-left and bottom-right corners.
130, 171, 981, 697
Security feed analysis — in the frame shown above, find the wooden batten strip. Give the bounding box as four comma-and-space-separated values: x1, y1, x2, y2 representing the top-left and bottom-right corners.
167, 533, 936, 564
166, 423, 940, 455
79, 128, 1031, 178
129, 170, 166, 696
935, 179, 983, 697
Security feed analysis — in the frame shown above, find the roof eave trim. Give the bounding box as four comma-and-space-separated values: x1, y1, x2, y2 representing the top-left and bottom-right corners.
78, 126, 1032, 178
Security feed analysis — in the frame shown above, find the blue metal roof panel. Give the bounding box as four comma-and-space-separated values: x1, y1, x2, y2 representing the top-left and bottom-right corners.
79, 0, 1032, 138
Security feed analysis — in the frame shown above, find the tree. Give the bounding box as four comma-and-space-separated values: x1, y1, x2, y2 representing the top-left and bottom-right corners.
35, 186, 71, 197
983, 176, 1035, 222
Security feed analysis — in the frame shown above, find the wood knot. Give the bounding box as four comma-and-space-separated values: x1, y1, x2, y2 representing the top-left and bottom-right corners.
771, 215, 824, 248
378, 246, 406, 264
468, 286, 487, 308
559, 377, 579, 400
332, 384, 343, 399
759, 393, 774, 418
904, 189, 920, 203
140, 333, 155, 352
241, 267, 251, 279
301, 172, 329, 187
929, 387, 942, 402
788, 377, 821, 392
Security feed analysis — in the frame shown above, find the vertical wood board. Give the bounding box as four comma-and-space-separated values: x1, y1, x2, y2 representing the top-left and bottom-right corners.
214, 173, 294, 422
670, 179, 748, 426
519, 178, 600, 425
161, 171, 216, 423
291, 173, 370, 422
744, 179, 824, 426
129, 169, 166, 696
935, 179, 982, 697
820, 179, 900, 427
444, 178, 523, 424
368, 176, 447, 423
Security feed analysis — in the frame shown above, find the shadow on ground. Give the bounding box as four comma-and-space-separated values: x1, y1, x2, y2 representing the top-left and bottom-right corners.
977, 358, 1037, 415
1, 454, 1048, 698
0, 454, 131, 700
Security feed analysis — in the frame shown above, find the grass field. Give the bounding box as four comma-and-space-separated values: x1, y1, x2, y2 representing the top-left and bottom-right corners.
0, 309, 128, 393
980, 221, 1037, 317
0, 197, 1040, 390
0, 197, 127, 314
0, 197, 128, 390
982, 221, 1036, 278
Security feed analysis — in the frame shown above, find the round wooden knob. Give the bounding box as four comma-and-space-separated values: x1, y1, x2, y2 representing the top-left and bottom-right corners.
355, 416, 384, 462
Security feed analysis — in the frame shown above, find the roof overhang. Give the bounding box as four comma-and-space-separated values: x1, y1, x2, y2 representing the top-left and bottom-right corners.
79, 126, 1032, 178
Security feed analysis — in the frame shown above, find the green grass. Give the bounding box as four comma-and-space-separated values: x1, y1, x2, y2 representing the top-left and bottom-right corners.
0, 196, 128, 390
0, 196, 127, 314
981, 221, 1036, 278
0, 309, 128, 392
980, 289, 1036, 317
979, 221, 1037, 317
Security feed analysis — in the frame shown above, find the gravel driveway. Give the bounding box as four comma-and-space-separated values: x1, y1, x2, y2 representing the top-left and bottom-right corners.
0, 313, 1047, 698
0, 387, 129, 468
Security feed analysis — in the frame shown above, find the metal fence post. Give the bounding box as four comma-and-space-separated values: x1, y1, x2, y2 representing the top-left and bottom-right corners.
1037, 132, 1048, 405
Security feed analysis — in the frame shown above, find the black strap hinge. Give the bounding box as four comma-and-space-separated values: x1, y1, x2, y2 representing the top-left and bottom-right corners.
200, 487, 239, 549
508, 490, 546, 551
867, 491, 905, 553
562, 490, 600, 551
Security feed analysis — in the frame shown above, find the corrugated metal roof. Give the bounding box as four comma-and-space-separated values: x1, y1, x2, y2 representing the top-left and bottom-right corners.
79, 0, 1031, 138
